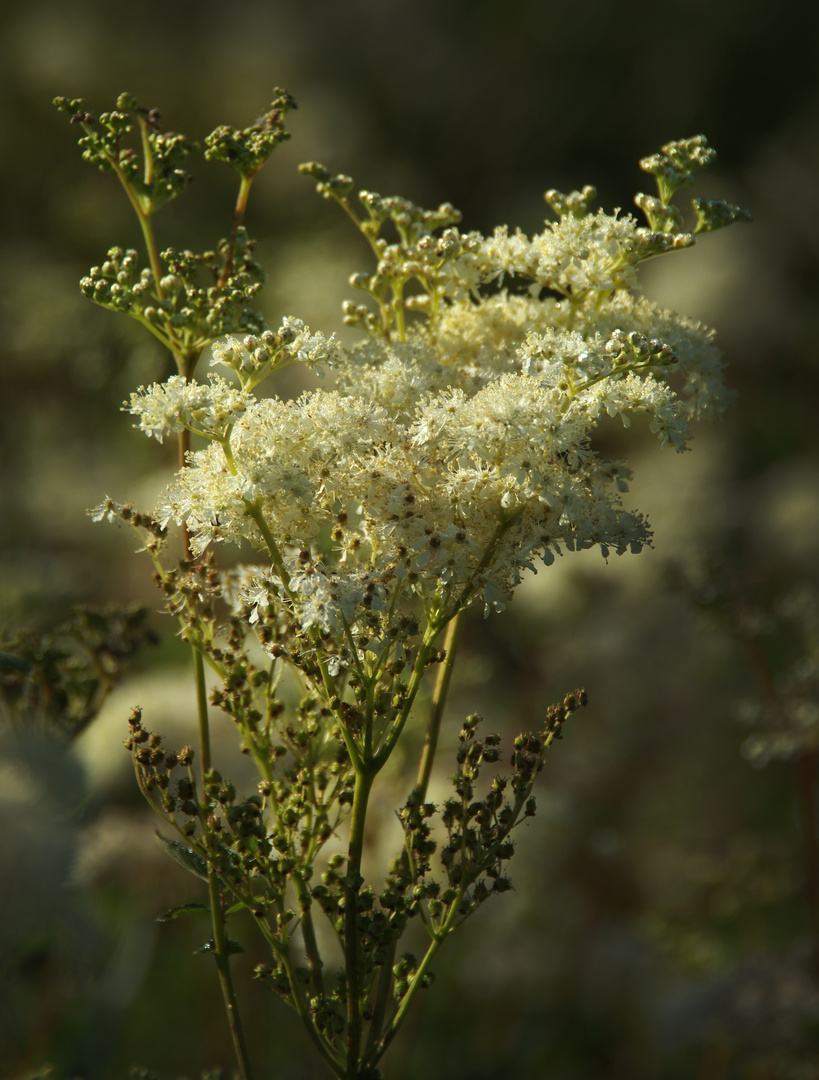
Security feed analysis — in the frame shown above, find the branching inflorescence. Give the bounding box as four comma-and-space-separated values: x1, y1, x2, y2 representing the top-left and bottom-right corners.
57, 90, 750, 1080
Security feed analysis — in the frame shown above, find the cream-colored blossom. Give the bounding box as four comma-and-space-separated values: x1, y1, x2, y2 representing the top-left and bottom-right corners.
126, 374, 253, 443
157, 336, 660, 623
444, 211, 651, 300
142, 177, 734, 633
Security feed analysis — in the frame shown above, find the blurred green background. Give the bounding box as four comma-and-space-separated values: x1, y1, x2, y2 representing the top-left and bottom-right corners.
2, 1, 819, 1078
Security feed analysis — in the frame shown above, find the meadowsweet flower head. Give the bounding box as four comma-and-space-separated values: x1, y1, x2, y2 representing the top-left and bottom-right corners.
126, 374, 254, 443
155, 329, 673, 623
147, 140, 748, 630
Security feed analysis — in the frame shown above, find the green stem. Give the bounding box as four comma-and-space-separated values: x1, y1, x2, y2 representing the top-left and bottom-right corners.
364, 612, 464, 1059
135, 205, 194, 374
338, 197, 382, 262
373, 619, 447, 770
193, 647, 254, 1080
136, 207, 166, 302
220, 431, 238, 475
295, 875, 326, 997
393, 282, 407, 343
98, 126, 194, 375
178, 416, 251, 1078
364, 952, 393, 1065
345, 765, 376, 1079
244, 501, 293, 593
218, 173, 254, 288
414, 612, 463, 799
254, 914, 346, 1077
192, 647, 211, 779
207, 873, 255, 1080
370, 887, 465, 1066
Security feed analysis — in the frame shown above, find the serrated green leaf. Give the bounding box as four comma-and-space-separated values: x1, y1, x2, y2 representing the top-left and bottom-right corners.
156, 901, 210, 923
196, 937, 245, 955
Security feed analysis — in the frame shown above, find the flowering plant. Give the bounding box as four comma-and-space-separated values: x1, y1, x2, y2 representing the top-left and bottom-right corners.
55, 91, 749, 1080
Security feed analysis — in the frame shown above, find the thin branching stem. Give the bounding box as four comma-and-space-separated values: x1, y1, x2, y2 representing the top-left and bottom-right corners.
218, 172, 254, 287
206, 874, 256, 1080
344, 764, 376, 1079
414, 612, 464, 799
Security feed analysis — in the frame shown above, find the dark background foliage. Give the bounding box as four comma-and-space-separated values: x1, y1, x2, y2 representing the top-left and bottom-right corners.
2, 2, 818, 1078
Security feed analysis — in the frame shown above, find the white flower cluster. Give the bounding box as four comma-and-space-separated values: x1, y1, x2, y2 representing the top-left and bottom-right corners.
127, 374, 254, 443
463, 212, 643, 296
143, 203, 730, 638
444, 209, 691, 303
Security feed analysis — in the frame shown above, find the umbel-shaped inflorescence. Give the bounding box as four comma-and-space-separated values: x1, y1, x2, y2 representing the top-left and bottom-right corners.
136, 139, 741, 633
62, 88, 749, 1080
